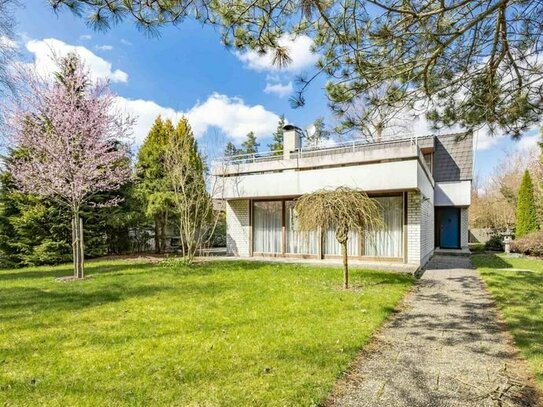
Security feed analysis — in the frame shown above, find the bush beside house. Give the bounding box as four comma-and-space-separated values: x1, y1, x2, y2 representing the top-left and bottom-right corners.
510, 230, 543, 257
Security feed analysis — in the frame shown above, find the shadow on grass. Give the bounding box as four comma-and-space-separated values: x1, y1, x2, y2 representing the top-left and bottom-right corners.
0, 260, 307, 318
470, 252, 512, 269
0, 282, 170, 318
0, 261, 161, 281
472, 253, 543, 391
0, 259, 283, 282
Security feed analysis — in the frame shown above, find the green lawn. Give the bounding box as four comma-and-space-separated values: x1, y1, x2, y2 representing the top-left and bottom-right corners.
472, 253, 543, 390
0, 259, 413, 406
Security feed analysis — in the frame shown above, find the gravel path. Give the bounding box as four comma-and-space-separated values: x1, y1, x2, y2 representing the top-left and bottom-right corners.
328, 255, 540, 407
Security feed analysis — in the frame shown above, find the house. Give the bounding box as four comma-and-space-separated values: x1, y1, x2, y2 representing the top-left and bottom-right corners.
211, 126, 473, 268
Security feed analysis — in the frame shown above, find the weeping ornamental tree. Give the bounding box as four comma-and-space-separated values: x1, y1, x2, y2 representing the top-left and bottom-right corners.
295, 187, 382, 289
6, 53, 132, 278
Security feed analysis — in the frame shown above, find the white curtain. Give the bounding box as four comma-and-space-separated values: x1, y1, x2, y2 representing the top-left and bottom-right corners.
323, 227, 360, 256
285, 201, 319, 254
253, 201, 282, 253
364, 196, 403, 257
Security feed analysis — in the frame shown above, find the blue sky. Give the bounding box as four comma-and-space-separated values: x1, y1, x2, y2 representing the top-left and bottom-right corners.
11, 0, 542, 183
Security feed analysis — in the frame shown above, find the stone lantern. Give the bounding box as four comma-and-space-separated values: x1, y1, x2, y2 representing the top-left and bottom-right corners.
503, 228, 514, 254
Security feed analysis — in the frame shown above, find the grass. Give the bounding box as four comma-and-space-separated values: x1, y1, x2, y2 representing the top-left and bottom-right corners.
472, 253, 543, 391
0, 259, 413, 406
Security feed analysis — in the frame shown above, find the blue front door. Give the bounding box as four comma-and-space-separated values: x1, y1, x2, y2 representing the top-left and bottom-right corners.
439, 208, 460, 249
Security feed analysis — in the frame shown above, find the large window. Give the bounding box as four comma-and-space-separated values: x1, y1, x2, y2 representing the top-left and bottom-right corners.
253, 201, 282, 253
323, 228, 360, 256
364, 196, 403, 258
252, 195, 403, 259
285, 201, 319, 255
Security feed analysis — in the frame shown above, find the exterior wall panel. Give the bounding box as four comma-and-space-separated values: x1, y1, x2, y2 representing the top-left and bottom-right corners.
226, 200, 250, 257
407, 191, 434, 266
407, 192, 421, 264
435, 181, 471, 206
460, 208, 469, 249
217, 160, 422, 200
420, 194, 435, 265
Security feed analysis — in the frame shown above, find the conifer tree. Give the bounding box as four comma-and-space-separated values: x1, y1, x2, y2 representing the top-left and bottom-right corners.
51, 0, 543, 138
224, 141, 239, 157
241, 131, 259, 155
515, 170, 539, 238
165, 118, 213, 261
305, 117, 330, 148
268, 115, 285, 154
135, 116, 175, 253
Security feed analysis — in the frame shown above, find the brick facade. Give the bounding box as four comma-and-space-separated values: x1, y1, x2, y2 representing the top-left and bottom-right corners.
460, 207, 469, 249
407, 192, 421, 264
420, 194, 435, 265
227, 193, 440, 267
226, 200, 250, 257
407, 191, 434, 266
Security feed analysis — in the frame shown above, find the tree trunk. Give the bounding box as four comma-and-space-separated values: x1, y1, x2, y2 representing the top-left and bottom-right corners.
161, 213, 168, 253
154, 216, 161, 254
341, 240, 349, 289
72, 213, 85, 278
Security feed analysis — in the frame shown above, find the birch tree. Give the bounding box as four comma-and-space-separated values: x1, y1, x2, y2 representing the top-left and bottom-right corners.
164, 118, 216, 261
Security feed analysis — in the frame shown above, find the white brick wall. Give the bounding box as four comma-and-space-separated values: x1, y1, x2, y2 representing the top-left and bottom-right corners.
420, 194, 434, 265
407, 191, 434, 266
226, 200, 250, 257
460, 207, 469, 248
407, 192, 421, 264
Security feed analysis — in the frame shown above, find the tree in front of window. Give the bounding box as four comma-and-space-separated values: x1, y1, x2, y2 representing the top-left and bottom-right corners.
268, 115, 286, 154
294, 187, 382, 289
5, 53, 132, 279
240, 131, 259, 155
515, 170, 539, 238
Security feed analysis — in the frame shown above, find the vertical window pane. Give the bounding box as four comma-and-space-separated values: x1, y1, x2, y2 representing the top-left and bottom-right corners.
364, 196, 403, 257
323, 227, 360, 256
253, 201, 282, 253
285, 201, 319, 254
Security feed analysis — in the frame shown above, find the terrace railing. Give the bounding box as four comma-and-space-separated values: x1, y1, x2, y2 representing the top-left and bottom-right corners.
213, 133, 421, 167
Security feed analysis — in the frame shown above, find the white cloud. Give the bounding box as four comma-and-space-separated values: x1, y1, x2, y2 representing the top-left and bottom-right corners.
0, 35, 18, 50
235, 34, 318, 73
187, 93, 280, 140
115, 93, 280, 145
410, 112, 505, 151
95, 44, 114, 51
79, 34, 92, 41
514, 133, 541, 152
120, 39, 132, 46
475, 128, 504, 150
264, 81, 293, 98
114, 97, 182, 145
26, 38, 128, 83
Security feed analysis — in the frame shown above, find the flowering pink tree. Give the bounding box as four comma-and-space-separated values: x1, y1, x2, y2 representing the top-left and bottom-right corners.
6, 53, 132, 278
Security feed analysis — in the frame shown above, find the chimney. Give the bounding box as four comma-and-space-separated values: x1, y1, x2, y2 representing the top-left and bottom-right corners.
282, 124, 303, 159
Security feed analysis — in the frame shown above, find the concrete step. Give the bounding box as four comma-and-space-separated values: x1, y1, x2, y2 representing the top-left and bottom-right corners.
434, 248, 471, 257
424, 254, 473, 270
